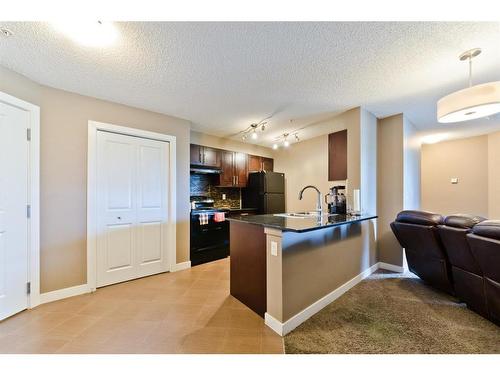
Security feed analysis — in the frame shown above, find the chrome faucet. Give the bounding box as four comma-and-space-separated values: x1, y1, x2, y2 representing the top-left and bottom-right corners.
298, 185, 323, 215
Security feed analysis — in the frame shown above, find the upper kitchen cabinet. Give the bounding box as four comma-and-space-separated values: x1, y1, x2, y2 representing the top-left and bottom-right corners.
190, 144, 221, 167
248, 154, 262, 173
219, 151, 248, 187
248, 155, 274, 173
261, 157, 274, 172
220, 150, 235, 186
234, 152, 248, 187
328, 129, 348, 181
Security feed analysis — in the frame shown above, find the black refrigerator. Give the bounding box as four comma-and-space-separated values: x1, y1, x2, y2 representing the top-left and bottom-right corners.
243, 171, 285, 214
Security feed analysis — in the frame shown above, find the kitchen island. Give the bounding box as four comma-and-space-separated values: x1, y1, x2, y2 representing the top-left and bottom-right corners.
227, 213, 377, 336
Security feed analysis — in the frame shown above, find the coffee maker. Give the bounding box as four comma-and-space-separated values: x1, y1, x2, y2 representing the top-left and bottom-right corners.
325, 185, 347, 215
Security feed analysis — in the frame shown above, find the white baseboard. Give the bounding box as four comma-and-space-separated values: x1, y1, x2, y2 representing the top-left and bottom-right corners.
378, 262, 405, 273
170, 261, 191, 272
265, 262, 380, 336
265, 313, 285, 336
39, 284, 90, 305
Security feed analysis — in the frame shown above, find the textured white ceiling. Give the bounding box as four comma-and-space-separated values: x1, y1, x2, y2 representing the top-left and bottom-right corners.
1, 22, 500, 146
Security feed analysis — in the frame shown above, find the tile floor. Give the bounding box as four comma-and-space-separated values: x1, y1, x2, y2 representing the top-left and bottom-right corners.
0, 258, 284, 354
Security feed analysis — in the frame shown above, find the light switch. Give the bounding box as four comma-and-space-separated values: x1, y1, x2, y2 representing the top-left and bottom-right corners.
271, 241, 278, 256
451, 178, 459, 184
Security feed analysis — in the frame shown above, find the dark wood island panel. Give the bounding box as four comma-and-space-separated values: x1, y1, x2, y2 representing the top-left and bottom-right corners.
229, 221, 267, 317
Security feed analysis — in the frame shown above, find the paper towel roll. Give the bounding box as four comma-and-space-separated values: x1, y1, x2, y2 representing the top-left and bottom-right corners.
353, 189, 361, 214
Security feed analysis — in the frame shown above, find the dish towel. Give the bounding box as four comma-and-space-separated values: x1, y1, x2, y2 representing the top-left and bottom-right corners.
214, 212, 226, 222
199, 213, 209, 225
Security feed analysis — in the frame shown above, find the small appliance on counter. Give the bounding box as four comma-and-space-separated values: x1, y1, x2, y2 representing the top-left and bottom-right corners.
325, 185, 347, 215
190, 196, 229, 266
242, 171, 285, 214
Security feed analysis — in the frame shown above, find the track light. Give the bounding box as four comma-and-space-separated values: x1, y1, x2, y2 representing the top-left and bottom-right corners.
251, 130, 258, 140
242, 134, 247, 141
294, 134, 300, 142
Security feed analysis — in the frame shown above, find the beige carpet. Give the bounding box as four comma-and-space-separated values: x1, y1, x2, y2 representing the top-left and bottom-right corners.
284, 271, 500, 354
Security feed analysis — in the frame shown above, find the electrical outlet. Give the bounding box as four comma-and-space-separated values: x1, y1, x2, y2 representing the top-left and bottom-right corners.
451, 178, 459, 184
271, 241, 278, 256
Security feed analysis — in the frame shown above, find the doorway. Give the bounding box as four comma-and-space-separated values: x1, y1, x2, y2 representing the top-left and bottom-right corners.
0, 91, 40, 320
87, 121, 177, 290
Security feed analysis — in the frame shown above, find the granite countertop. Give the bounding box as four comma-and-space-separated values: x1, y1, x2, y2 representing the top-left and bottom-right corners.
227, 213, 377, 233
216, 207, 258, 212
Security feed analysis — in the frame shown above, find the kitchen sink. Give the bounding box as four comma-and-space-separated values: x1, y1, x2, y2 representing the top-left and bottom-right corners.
274, 212, 339, 218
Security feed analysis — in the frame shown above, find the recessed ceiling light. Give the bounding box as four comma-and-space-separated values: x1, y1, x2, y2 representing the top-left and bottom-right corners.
51, 21, 118, 47
0, 27, 13, 37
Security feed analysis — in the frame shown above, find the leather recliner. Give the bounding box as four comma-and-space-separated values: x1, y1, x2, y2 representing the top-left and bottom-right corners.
391, 210, 454, 294
467, 220, 500, 325
438, 214, 487, 317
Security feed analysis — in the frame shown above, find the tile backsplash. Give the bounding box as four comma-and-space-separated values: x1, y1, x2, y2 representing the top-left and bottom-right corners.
190, 173, 241, 209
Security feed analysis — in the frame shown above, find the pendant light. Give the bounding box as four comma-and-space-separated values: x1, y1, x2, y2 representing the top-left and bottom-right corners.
437, 48, 500, 123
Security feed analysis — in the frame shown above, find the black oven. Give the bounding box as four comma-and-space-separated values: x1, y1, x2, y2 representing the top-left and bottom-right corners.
190, 203, 229, 266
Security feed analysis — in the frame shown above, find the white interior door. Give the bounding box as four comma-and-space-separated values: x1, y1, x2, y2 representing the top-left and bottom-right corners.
96, 130, 170, 287
0, 102, 30, 320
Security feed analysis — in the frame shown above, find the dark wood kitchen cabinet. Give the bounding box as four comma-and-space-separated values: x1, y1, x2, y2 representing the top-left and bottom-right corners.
234, 152, 248, 187
328, 129, 348, 181
220, 150, 235, 186
190, 144, 220, 167
248, 154, 262, 173
248, 155, 274, 173
261, 157, 274, 172
219, 151, 248, 187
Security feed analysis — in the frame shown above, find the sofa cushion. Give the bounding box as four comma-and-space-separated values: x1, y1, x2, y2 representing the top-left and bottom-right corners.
471, 220, 500, 241
395, 210, 443, 226
444, 214, 486, 229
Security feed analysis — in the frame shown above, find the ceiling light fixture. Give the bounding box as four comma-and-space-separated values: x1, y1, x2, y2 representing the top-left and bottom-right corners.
272, 143, 278, 150
283, 134, 290, 147
239, 120, 268, 142
251, 129, 258, 140
437, 48, 500, 123
51, 21, 119, 47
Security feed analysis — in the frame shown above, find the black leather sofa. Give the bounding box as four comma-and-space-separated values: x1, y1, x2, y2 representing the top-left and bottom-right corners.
390, 210, 453, 294
467, 220, 500, 325
391, 210, 499, 326
438, 214, 487, 317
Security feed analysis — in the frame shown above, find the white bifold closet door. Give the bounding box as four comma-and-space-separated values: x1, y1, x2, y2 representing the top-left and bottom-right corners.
96, 130, 170, 287
0, 102, 30, 321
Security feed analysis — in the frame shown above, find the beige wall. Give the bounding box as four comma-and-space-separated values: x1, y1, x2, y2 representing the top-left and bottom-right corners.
273, 108, 361, 212
488, 131, 500, 218
190, 130, 274, 158
421, 135, 489, 218
377, 115, 404, 266
1, 67, 191, 293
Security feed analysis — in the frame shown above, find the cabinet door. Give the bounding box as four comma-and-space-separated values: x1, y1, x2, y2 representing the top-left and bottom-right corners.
190, 144, 203, 165
248, 155, 262, 172
328, 130, 347, 181
219, 150, 235, 186
234, 152, 248, 187
261, 157, 274, 172
203, 147, 220, 167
